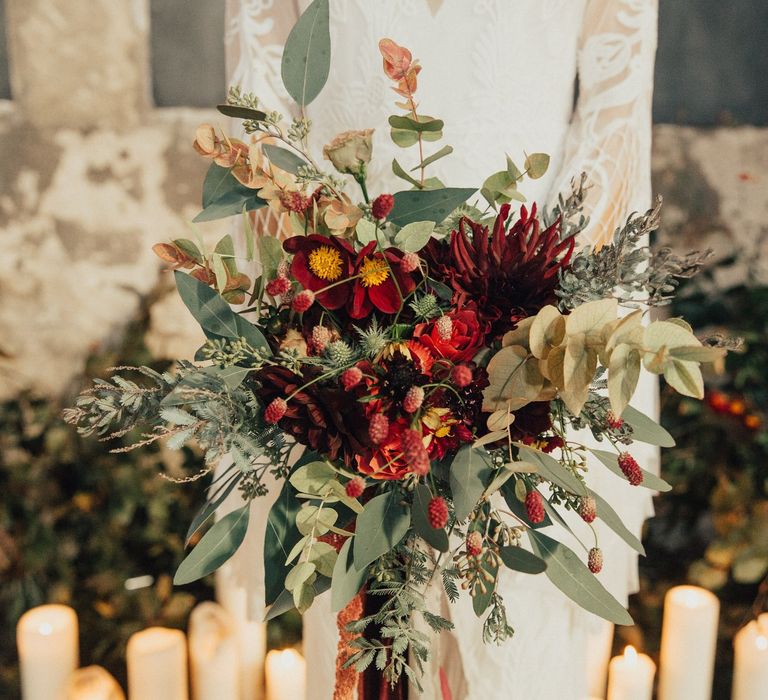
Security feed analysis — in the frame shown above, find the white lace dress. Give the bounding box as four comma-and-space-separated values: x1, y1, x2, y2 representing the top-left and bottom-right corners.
219, 2, 659, 698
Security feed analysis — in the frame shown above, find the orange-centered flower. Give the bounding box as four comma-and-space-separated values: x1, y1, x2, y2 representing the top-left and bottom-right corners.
308, 245, 343, 281
359, 256, 390, 287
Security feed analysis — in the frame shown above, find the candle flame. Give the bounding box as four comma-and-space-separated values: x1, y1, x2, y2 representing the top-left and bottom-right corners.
757, 635, 768, 651
624, 645, 638, 663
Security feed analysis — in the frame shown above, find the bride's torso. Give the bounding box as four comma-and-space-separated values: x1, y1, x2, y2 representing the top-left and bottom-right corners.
229, 0, 588, 201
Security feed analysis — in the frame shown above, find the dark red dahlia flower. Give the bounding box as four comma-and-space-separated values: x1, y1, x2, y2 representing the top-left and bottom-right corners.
413, 309, 489, 362
422, 203, 575, 337
348, 242, 416, 318
253, 365, 370, 466
283, 234, 356, 310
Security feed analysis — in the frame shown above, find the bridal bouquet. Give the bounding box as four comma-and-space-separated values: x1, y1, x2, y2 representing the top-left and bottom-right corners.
66, 0, 722, 691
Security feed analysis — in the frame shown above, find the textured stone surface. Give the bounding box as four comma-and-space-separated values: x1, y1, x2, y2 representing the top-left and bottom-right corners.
0, 106, 215, 400
652, 125, 768, 285
4, 0, 150, 128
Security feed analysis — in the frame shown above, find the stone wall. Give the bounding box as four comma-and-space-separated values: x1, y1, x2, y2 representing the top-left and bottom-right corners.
0, 0, 766, 402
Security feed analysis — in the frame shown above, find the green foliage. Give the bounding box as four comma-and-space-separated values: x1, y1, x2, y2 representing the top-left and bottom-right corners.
194, 163, 265, 222
280, 0, 331, 108
557, 199, 713, 309
388, 188, 477, 227
528, 530, 633, 626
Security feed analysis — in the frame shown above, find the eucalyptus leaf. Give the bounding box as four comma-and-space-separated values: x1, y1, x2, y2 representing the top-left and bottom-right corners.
353, 492, 410, 570
412, 484, 449, 552
499, 545, 547, 574
620, 404, 675, 447
524, 153, 550, 179
449, 445, 493, 521
264, 453, 319, 604
392, 158, 422, 188
389, 188, 476, 227
174, 504, 250, 585
331, 538, 369, 612
413, 145, 453, 170
175, 271, 269, 353
263, 144, 309, 174
185, 473, 242, 545
393, 220, 435, 253
280, 0, 331, 108
587, 489, 645, 555
518, 446, 586, 496
388, 115, 445, 132
217, 104, 268, 122
528, 530, 633, 625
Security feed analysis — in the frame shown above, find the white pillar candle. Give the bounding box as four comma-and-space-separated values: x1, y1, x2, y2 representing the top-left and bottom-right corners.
264, 649, 306, 700
189, 602, 241, 700
127, 627, 189, 700
586, 621, 614, 699
658, 585, 720, 700
65, 666, 125, 700
606, 645, 656, 700
17, 604, 79, 700
732, 617, 768, 700
215, 562, 267, 700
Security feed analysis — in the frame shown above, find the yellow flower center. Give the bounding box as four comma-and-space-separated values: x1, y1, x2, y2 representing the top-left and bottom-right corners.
308, 245, 343, 281
359, 256, 390, 287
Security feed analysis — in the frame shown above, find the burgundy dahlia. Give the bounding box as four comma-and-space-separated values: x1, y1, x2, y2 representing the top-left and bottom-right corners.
422, 203, 575, 337
283, 234, 356, 310
254, 365, 369, 466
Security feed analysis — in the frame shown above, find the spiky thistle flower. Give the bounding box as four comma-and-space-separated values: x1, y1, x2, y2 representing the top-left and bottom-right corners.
354, 318, 389, 358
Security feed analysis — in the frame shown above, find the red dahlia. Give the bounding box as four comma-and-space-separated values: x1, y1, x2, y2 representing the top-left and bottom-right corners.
283, 234, 355, 310
348, 242, 416, 318
422, 203, 575, 337
254, 365, 369, 467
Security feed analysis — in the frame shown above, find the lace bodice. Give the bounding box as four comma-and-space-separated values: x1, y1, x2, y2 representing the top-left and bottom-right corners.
222, 3, 659, 698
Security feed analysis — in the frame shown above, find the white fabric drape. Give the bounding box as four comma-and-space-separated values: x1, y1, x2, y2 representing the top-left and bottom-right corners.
219, 2, 659, 698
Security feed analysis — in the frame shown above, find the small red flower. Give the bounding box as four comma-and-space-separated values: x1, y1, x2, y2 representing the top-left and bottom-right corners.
466, 531, 483, 556
368, 413, 390, 445
340, 366, 363, 391
310, 325, 333, 353
264, 398, 287, 424
400, 428, 430, 475
279, 190, 311, 213
427, 496, 449, 529
618, 452, 643, 486
525, 490, 545, 524
403, 386, 425, 414
542, 436, 564, 453
414, 309, 488, 362
450, 364, 473, 388
588, 547, 603, 573
400, 252, 420, 273
347, 242, 417, 319
371, 193, 395, 220
265, 275, 291, 296
292, 289, 315, 313
606, 411, 624, 430
345, 476, 365, 499
578, 496, 597, 523
283, 234, 355, 310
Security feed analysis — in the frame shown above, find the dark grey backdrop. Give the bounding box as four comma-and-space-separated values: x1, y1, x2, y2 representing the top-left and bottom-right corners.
0, 0, 766, 125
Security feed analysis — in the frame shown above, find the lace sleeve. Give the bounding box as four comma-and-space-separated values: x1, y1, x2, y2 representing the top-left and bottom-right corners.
225, 0, 300, 119
549, 0, 658, 248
